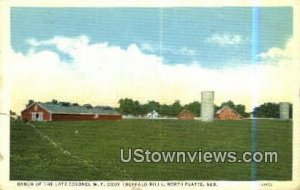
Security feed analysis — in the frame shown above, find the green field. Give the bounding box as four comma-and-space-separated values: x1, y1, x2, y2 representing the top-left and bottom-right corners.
10, 119, 292, 180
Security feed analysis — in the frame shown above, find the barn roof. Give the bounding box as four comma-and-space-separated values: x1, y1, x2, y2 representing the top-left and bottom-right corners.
178, 109, 195, 116
215, 106, 239, 115
37, 102, 120, 115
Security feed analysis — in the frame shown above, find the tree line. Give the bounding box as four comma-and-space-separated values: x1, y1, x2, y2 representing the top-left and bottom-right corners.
118, 98, 293, 118
118, 98, 250, 117
253, 102, 293, 118
25, 99, 293, 118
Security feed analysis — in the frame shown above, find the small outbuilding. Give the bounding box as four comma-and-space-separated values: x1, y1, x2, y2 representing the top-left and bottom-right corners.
177, 109, 195, 120
215, 106, 242, 120
147, 110, 159, 119
21, 102, 122, 121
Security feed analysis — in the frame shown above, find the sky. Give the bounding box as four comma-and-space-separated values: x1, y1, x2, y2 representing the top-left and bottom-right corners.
9, 7, 295, 113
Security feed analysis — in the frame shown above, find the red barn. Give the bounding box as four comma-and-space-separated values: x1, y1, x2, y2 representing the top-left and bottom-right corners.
215, 106, 242, 120
177, 109, 195, 120
21, 102, 122, 121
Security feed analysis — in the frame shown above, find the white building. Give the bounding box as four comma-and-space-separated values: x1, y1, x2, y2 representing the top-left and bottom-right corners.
147, 110, 159, 119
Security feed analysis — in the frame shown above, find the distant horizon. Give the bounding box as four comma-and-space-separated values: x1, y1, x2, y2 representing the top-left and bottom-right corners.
14, 97, 293, 115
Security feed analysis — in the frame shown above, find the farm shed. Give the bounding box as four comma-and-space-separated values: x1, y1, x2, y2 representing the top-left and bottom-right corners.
177, 109, 195, 120
147, 110, 159, 119
21, 102, 122, 121
215, 106, 242, 120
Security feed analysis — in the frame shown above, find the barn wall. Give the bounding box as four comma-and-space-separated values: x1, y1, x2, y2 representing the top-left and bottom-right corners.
52, 114, 122, 121
21, 104, 51, 121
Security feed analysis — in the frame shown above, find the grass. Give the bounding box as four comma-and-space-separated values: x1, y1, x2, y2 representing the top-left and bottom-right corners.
10, 119, 292, 180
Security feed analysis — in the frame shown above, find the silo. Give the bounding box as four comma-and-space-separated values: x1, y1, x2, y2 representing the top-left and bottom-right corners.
201, 91, 214, 121
279, 102, 290, 120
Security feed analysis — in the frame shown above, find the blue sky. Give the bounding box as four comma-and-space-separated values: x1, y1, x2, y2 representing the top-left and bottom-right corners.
9, 7, 295, 112
11, 7, 292, 68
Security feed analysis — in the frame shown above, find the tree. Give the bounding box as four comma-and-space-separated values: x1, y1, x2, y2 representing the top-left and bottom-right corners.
253, 103, 279, 118
159, 104, 172, 117
214, 105, 221, 115
139, 104, 148, 116
289, 104, 293, 119
170, 100, 182, 116
10, 110, 16, 115
118, 98, 141, 115
52, 99, 58, 104
132, 100, 141, 115
235, 104, 250, 117
221, 100, 235, 109
61, 102, 70, 106
26, 99, 34, 107
145, 100, 160, 112
184, 101, 201, 117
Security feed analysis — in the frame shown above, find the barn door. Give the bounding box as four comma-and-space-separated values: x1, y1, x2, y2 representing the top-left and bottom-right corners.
32, 112, 43, 121
37, 113, 43, 121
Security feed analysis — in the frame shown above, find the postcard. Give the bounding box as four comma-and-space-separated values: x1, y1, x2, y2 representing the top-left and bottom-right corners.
0, 0, 299, 190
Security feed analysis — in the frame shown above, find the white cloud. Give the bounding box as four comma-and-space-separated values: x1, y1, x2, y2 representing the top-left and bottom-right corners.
9, 36, 295, 113
140, 43, 197, 56
205, 33, 245, 46
26, 38, 40, 46
140, 43, 155, 53
259, 38, 293, 63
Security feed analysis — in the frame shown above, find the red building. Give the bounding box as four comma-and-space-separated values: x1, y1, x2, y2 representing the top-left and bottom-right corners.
21, 102, 122, 121
215, 106, 242, 120
177, 109, 195, 120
